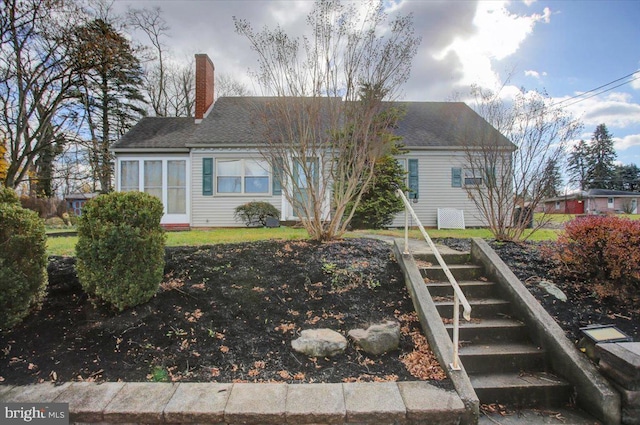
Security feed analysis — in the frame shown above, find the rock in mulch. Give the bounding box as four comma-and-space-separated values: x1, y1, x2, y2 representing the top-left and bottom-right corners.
538, 280, 567, 302
348, 321, 400, 356
291, 329, 347, 358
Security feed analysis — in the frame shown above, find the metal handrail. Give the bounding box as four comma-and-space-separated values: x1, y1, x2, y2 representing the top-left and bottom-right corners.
396, 189, 471, 370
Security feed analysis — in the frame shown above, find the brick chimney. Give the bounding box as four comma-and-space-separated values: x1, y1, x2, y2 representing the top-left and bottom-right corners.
195, 54, 214, 122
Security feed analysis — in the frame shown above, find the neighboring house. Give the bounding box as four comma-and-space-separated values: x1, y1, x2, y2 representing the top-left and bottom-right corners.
543, 189, 640, 215
64, 192, 99, 217
112, 54, 515, 229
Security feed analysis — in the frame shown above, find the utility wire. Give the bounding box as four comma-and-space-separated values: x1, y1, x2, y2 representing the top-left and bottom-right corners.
549, 70, 640, 109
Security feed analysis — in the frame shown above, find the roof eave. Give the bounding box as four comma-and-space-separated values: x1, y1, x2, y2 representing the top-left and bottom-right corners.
111, 147, 190, 154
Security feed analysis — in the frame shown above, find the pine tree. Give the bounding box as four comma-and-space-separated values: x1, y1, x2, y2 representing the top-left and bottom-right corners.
586, 124, 617, 190
567, 139, 589, 190
540, 158, 563, 198
612, 164, 640, 192
71, 19, 146, 192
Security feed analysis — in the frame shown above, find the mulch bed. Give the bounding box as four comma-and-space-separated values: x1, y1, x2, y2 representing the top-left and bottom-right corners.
0, 238, 447, 386
2, 237, 638, 387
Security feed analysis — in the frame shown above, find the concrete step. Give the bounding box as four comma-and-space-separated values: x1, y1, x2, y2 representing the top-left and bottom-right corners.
470, 372, 572, 407
478, 407, 601, 425
414, 252, 470, 265
446, 318, 529, 343
435, 298, 511, 319
421, 264, 485, 281
459, 342, 547, 374
426, 280, 497, 299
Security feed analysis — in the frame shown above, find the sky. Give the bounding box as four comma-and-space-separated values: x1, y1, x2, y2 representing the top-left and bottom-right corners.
112, 0, 640, 170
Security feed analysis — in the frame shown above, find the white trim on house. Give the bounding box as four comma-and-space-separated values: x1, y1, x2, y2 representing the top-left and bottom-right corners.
116, 154, 191, 225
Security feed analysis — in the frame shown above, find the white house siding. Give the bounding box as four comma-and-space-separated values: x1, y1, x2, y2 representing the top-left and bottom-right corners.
191, 149, 284, 227
390, 150, 491, 228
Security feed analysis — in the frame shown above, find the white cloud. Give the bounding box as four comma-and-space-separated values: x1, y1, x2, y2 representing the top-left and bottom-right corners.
559, 92, 640, 128
523, 0, 538, 6
632, 72, 640, 90
614, 134, 640, 151
436, 1, 551, 90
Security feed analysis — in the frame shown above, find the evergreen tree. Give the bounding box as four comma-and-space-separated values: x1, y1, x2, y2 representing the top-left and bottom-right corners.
567, 139, 589, 190
612, 164, 640, 192
539, 158, 563, 198
586, 124, 616, 189
348, 140, 408, 229
71, 19, 146, 192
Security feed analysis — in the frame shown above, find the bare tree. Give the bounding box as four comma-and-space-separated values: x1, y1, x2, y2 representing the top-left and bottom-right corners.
235, 0, 420, 241
216, 72, 250, 98
127, 6, 170, 117
0, 0, 84, 189
463, 85, 582, 241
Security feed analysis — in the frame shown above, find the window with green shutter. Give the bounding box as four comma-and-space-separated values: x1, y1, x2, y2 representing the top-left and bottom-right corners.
408, 158, 419, 199
451, 167, 462, 188
202, 158, 213, 196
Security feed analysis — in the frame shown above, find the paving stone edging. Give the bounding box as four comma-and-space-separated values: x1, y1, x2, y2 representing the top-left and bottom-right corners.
0, 380, 465, 424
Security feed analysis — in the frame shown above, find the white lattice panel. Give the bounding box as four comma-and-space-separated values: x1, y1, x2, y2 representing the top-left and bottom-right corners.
437, 208, 465, 229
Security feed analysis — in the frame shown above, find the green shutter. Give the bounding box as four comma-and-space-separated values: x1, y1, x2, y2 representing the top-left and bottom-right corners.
202, 158, 213, 196
451, 167, 462, 188
408, 159, 419, 199
272, 158, 283, 195
485, 166, 496, 188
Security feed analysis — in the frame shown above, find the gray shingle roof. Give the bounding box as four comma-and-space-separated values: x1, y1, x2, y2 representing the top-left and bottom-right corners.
112, 117, 196, 151
113, 97, 515, 151
393, 101, 514, 149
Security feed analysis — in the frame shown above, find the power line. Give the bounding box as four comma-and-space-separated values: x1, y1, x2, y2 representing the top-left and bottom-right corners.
549, 70, 640, 109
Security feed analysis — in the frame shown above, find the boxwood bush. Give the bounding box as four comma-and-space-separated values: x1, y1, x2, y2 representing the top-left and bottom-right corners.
75, 192, 166, 310
0, 196, 48, 329
234, 201, 280, 227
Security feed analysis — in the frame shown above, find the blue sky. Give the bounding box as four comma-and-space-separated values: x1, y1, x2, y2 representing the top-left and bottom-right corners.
114, 0, 640, 169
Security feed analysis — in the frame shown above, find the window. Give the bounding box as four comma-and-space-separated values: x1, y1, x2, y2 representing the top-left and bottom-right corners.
555, 201, 561, 210
607, 197, 614, 208
144, 161, 162, 200
216, 159, 269, 194
121, 161, 139, 192
167, 160, 186, 214
118, 157, 189, 221
464, 169, 483, 186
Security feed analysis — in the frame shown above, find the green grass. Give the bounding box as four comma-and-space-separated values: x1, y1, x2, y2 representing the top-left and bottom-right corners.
349, 228, 559, 242
47, 225, 565, 257
47, 227, 309, 257
535, 212, 640, 223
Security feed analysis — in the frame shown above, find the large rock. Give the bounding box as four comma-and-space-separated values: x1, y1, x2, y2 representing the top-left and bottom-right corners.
348, 321, 400, 355
291, 329, 347, 358
538, 280, 567, 302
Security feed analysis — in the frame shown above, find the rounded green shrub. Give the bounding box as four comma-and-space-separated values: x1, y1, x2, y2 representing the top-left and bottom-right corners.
0, 202, 48, 329
0, 187, 20, 206
75, 192, 166, 311
234, 201, 280, 227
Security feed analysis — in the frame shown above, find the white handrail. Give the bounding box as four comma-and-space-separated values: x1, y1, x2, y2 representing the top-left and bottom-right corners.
396, 189, 471, 370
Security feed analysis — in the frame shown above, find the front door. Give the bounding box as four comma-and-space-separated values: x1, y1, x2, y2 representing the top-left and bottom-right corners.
292, 158, 318, 218
632, 199, 638, 214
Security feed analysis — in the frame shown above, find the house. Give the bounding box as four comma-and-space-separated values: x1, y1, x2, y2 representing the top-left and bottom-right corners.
543, 189, 639, 215
112, 54, 515, 229
64, 192, 99, 217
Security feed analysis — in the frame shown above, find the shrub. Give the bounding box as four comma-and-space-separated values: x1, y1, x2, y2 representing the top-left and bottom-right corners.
0, 202, 48, 329
234, 201, 280, 227
549, 215, 640, 288
348, 145, 407, 230
75, 192, 166, 311
0, 187, 20, 205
